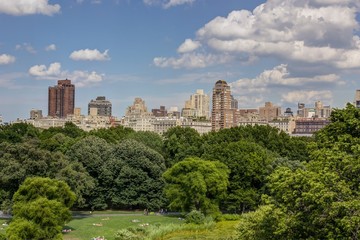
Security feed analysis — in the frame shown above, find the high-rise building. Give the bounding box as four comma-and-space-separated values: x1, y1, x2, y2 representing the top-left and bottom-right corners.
88, 96, 112, 117
231, 95, 238, 109
354, 90, 360, 108
182, 89, 210, 119
211, 80, 235, 131
297, 101, 331, 118
259, 102, 281, 121
48, 79, 75, 118
30, 109, 43, 120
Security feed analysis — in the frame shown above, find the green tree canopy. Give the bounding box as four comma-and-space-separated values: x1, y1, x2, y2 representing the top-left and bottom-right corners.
97, 139, 167, 210
163, 157, 229, 215
162, 126, 202, 167
0, 123, 39, 143
202, 140, 276, 213
7, 177, 76, 240
236, 104, 360, 239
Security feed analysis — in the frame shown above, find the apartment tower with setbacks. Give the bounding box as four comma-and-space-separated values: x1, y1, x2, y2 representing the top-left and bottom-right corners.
211, 80, 235, 131
48, 79, 75, 118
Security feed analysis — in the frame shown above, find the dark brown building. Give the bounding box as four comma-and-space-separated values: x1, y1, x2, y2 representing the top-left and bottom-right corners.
48, 79, 75, 118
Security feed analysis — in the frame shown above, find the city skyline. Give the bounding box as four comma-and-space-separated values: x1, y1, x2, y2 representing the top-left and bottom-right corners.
0, 0, 360, 121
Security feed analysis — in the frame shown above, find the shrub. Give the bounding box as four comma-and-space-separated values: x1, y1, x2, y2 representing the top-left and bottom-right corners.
114, 229, 142, 240
217, 214, 241, 221
185, 210, 206, 224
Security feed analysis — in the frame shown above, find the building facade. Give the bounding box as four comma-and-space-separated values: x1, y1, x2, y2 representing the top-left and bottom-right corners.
297, 101, 331, 118
123, 97, 154, 131
88, 96, 112, 117
182, 89, 210, 119
354, 90, 360, 108
30, 109, 43, 120
211, 80, 235, 131
48, 79, 75, 118
259, 102, 281, 121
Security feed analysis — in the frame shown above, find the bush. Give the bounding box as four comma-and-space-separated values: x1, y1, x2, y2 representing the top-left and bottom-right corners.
185, 210, 206, 224
114, 229, 142, 240
217, 214, 241, 221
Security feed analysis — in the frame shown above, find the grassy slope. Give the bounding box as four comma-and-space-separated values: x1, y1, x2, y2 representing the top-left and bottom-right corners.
63, 215, 183, 240
1, 214, 240, 240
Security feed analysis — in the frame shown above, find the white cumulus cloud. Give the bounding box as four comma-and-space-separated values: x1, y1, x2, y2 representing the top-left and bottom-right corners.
177, 39, 201, 53
45, 44, 56, 51
28, 62, 105, 87
230, 64, 342, 95
281, 90, 333, 104
69, 49, 110, 61
0, 54, 15, 65
0, 0, 60, 16
29, 62, 61, 77
153, 0, 360, 69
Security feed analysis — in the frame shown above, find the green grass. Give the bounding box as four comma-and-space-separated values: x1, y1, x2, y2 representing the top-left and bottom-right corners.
1, 213, 240, 240
63, 214, 183, 240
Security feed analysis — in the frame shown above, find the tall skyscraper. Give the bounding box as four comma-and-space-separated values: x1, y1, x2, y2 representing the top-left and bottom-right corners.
211, 80, 235, 131
48, 79, 75, 118
88, 96, 112, 117
182, 89, 210, 119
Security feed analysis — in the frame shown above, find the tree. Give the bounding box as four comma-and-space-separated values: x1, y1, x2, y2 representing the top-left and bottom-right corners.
202, 140, 276, 212
6, 177, 76, 239
97, 139, 167, 210
236, 105, 360, 239
127, 131, 164, 154
163, 157, 229, 215
163, 126, 202, 167
202, 125, 310, 162
89, 125, 134, 144
0, 123, 39, 143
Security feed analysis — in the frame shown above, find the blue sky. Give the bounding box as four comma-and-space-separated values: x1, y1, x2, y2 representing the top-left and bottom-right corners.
0, 0, 359, 121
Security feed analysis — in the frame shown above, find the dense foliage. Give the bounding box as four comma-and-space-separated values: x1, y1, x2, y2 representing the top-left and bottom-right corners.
0, 117, 318, 236
236, 104, 360, 239
0, 121, 311, 214
163, 158, 229, 215
6, 177, 75, 239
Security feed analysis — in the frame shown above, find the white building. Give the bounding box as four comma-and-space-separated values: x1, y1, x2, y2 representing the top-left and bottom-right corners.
181, 119, 212, 135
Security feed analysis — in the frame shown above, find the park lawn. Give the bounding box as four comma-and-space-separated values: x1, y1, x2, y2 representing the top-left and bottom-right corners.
63, 214, 183, 240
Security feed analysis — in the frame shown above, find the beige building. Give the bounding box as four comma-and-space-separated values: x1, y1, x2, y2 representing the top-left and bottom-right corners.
268, 119, 296, 135
152, 118, 180, 135
259, 102, 281, 121
123, 97, 154, 131
211, 80, 235, 131
182, 89, 210, 119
